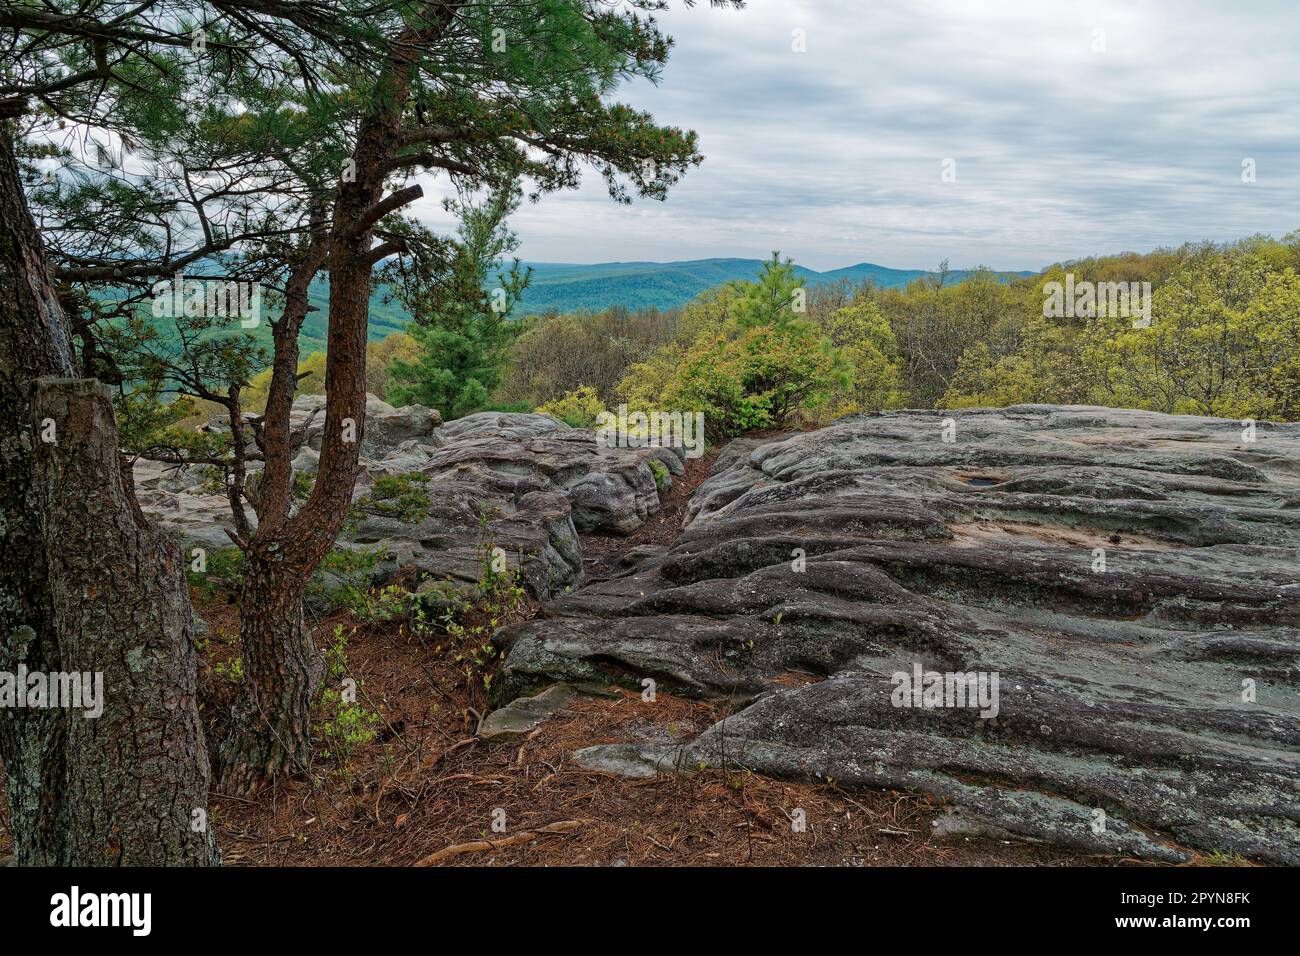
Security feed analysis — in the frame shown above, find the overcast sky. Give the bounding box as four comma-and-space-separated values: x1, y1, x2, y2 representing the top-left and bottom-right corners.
417, 0, 1300, 272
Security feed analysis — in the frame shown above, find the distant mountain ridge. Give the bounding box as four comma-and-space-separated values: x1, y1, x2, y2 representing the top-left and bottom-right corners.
286, 257, 1035, 352
511, 257, 1035, 315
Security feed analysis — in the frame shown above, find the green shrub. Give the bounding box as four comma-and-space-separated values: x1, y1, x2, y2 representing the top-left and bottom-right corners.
213, 656, 244, 683
350, 472, 432, 524
665, 324, 845, 440
619, 254, 847, 440
344, 583, 409, 624
536, 385, 607, 428
317, 690, 382, 763
407, 541, 528, 695
314, 624, 382, 771
324, 624, 353, 681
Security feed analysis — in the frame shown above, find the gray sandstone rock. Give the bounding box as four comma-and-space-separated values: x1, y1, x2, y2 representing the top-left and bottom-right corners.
479, 683, 576, 741
132, 395, 677, 603
495, 405, 1300, 863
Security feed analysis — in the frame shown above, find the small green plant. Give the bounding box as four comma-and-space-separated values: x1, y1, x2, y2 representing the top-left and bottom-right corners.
318, 688, 381, 763
408, 540, 528, 691
345, 583, 409, 624
324, 624, 353, 681
351, 472, 432, 524
306, 547, 405, 619
649, 459, 668, 491
213, 656, 244, 683
313, 623, 382, 776
204, 626, 244, 683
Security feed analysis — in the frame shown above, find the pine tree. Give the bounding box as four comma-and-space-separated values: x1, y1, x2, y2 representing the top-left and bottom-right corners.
386, 188, 530, 418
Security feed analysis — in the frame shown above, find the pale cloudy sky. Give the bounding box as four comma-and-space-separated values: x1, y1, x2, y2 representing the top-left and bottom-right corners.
416, 0, 1300, 272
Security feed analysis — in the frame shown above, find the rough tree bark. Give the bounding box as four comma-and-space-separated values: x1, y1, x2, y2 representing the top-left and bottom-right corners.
215, 4, 458, 795
0, 122, 76, 863
33, 379, 219, 865
215, 236, 330, 794
0, 124, 217, 864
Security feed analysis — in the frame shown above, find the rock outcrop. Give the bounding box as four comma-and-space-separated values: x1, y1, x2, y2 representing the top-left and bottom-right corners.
494, 406, 1300, 863
418, 411, 684, 534
133, 396, 681, 601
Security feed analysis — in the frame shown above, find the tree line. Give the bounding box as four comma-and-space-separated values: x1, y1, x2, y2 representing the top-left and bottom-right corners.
424, 236, 1300, 432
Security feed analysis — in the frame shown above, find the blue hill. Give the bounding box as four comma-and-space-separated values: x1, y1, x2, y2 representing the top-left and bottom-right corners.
510, 258, 1030, 315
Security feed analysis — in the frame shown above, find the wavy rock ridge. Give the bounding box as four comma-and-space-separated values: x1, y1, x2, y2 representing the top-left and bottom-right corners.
496, 406, 1300, 863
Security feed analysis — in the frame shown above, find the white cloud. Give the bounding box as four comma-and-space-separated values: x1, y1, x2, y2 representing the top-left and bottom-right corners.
427, 0, 1300, 270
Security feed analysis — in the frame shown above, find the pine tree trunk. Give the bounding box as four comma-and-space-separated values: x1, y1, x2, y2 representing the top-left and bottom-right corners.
32, 379, 219, 865
0, 123, 78, 862
214, 247, 328, 797
215, 550, 323, 797
0, 126, 216, 864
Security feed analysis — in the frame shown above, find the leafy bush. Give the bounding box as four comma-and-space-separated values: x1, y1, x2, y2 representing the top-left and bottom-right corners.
343, 583, 409, 624
324, 625, 353, 682
317, 690, 381, 763
314, 625, 382, 770
213, 656, 244, 683
665, 323, 845, 439
305, 547, 397, 618
620, 254, 848, 440
407, 541, 528, 695
618, 348, 681, 414
536, 385, 608, 428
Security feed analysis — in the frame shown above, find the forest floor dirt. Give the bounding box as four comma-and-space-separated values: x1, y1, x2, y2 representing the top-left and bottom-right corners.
0, 446, 1194, 867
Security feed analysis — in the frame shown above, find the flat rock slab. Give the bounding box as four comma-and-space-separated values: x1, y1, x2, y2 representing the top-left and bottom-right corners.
478, 684, 576, 742
495, 405, 1300, 863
